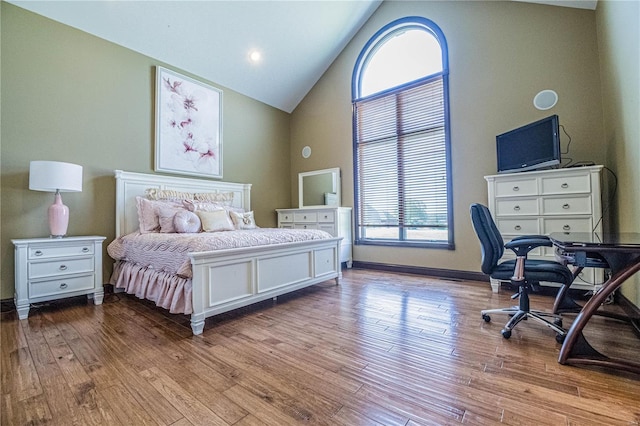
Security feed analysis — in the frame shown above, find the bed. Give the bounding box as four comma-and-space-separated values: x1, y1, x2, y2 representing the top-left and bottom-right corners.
109, 170, 342, 335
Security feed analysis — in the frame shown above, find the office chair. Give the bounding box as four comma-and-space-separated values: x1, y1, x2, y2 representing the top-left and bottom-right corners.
470, 203, 573, 343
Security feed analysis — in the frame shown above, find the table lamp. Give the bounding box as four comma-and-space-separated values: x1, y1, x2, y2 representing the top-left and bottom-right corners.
29, 161, 83, 238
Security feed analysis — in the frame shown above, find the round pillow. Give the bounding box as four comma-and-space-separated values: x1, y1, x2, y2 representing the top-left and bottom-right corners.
173, 210, 201, 233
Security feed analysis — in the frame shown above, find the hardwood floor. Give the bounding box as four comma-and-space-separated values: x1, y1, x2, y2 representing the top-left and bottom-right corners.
2, 269, 639, 425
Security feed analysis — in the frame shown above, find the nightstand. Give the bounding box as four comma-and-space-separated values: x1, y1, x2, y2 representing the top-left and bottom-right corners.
12, 236, 106, 319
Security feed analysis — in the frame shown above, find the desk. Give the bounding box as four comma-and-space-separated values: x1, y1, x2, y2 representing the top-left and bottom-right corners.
549, 232, 640, 374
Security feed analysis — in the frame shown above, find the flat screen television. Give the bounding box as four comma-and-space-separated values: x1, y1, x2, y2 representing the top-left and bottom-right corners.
496, 114, 561, 173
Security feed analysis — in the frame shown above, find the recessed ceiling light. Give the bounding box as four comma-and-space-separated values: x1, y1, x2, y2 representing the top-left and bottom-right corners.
249, 50, 262, 63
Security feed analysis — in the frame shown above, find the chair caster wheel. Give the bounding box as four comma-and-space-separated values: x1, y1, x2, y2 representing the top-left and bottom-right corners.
555, 333, 566, 344
482, 314, 491, 323
501, 329, 512, 339
553, 318, 563, 328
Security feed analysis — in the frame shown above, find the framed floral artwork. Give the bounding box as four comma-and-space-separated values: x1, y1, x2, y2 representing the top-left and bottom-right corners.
155, 66, 223, 179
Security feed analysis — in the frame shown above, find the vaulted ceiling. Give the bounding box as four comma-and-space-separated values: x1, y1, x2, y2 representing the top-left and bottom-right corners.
8, 0, 597, 113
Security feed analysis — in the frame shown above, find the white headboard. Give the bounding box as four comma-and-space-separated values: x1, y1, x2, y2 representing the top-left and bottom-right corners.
114, 170, 252, 236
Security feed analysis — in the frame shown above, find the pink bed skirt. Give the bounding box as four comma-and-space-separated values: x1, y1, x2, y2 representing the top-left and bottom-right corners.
110, 260, 193, 314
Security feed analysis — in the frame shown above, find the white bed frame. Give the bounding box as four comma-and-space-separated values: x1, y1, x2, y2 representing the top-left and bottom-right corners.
114, 170, 342, 335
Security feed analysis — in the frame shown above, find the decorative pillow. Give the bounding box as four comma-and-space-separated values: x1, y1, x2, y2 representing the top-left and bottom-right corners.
183, 199, 227, 212
173, 210, 201, 233
194, 191, 234, 205
146, 188, 195, 201
157, 205, 188, 233
230, 211, 257, 230
135, 197, 184, 233
197, 210, 235, 232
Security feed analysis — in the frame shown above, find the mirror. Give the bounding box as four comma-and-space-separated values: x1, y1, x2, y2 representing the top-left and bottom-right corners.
299, 168, 341, 208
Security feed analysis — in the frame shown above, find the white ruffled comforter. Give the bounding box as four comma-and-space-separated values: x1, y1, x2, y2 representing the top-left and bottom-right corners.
107, 228, 333, 278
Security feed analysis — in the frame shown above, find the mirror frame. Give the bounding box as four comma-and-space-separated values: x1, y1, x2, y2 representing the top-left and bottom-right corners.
298, 168, 341, 208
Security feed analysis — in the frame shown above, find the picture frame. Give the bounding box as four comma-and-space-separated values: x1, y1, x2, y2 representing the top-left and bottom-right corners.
155, 66, 223, 179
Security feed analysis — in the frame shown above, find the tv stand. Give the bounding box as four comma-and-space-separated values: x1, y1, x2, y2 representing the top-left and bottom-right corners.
484, 165, 604, 293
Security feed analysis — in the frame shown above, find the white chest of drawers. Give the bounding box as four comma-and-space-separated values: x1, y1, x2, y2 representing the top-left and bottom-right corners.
12, 236, 106, 319
485, 166, 604, 292
276, 207, 353, 267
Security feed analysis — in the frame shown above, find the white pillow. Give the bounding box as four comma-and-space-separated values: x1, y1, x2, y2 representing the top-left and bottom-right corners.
230, 211, 257, 230
197, 210, 235, 232
173, 210, 201, 233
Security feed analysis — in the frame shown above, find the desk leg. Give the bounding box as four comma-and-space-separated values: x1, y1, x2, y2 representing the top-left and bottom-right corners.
558, 261, 640, 374
552, 279, 584, 314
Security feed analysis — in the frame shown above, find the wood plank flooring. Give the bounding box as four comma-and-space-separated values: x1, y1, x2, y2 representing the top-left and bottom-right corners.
2, 269, 639, 425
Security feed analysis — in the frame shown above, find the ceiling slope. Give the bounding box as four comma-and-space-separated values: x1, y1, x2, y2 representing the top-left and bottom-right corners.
9, 0, 382, 113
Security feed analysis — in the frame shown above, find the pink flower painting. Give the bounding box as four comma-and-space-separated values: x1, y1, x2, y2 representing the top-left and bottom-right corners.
155, 67, 223, 179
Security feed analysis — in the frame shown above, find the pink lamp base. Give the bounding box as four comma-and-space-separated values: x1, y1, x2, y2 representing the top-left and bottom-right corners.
48, 192, 69, 238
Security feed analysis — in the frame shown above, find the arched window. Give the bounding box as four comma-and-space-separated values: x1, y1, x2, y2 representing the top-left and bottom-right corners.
352, 16, 453, 249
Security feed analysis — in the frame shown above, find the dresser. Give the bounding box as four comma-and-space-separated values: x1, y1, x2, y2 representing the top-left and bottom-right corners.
12, 236, 106, 319
485, 166, 604, 293
276, 207, 353, 268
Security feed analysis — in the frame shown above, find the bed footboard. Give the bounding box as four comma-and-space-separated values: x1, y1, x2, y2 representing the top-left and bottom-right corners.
189, 237, 342, 335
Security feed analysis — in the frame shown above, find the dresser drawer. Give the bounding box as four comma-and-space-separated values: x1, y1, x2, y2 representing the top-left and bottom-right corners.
29, 274, 94, 299
29, 244, 94, 260
278, 212, 294, 223
495, 178, 537, 197
541, 173, 590, 195
319, 224, 336, 236
496, 218, 540, 235
294, 223, 318, 230
293, 212, 317, 223
495, 198, 538, 216
317, 211, 335, 222
29, 257, 94, 279
542, 217, 592, 234
542, 195, 592, 215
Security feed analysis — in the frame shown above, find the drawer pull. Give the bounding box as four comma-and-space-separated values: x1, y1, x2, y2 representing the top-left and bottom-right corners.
512, 186, 519, 192
563, 225, 571, 231
60, 283, 68, 289
59, 265, 67, 271
303, 225, 307, 229
562, 204, 570, 209
514, 225, 521, 231
561, 183, 569, 189
82, 247, 90, 253
34, 250, 43, 256
324, 215, 328, 219
303, 215, 307, 219
513, 205, 520, 211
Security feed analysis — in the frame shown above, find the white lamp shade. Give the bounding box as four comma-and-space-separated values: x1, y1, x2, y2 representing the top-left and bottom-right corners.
29, 161, 83, 193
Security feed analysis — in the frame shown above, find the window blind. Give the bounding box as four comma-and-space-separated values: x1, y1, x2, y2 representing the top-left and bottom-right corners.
354, 76, 449, 242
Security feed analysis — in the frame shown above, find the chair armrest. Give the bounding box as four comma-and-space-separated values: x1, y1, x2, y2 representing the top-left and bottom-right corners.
511, 235, 550, 242
505, 237, 552, 257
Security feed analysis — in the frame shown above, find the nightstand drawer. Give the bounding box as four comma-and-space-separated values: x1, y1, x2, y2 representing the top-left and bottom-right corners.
29, 257, 94, 279
293, 212, 318, 223
29, 274, 94, 299
29, 244, 94, 260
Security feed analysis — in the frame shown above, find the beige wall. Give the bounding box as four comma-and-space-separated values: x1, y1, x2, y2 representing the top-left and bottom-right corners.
3, 1, 631, 302
597, 0, 640, 305
0, 3, 291, 299
291, 1, 605, 274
